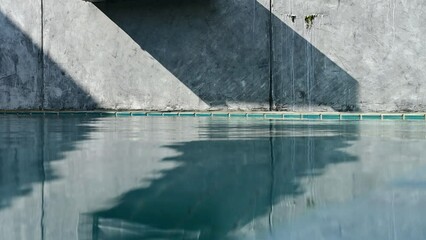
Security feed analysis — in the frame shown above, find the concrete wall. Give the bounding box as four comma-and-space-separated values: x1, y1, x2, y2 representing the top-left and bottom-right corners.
272, 0, 426, 112
0, 0, 42, 110
1, 0, 426, 111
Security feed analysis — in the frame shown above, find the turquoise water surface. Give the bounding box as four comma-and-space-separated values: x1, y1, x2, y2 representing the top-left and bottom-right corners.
1, 115, 426, 240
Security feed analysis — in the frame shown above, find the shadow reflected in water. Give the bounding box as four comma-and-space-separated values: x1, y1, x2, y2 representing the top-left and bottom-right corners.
84, 121, 358, 240
0, 115, 98, 210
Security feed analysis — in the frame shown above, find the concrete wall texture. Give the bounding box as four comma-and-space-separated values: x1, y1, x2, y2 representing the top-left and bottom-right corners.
0, 0, 425, 112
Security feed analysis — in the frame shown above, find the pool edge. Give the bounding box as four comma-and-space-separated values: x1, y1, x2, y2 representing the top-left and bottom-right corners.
1, 111, 426, 121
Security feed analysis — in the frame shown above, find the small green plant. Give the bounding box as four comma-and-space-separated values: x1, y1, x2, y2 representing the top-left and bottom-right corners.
304, 14, 317, 29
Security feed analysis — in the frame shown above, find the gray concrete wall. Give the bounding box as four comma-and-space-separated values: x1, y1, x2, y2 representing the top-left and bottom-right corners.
272, 0, 426, 112
0, 0, 43, 110
1, 0, 426, 111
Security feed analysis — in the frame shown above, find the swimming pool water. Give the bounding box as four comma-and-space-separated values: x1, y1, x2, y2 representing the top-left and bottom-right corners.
1, 115, 426, 240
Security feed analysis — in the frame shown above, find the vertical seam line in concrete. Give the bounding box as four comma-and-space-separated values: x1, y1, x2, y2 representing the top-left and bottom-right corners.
268, 0, 274, 111
40, 0, 45, 110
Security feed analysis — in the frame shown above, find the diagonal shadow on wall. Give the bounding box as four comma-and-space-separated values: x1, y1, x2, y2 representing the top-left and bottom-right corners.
0, 10, 100, 220
93, 0, 359, 111
0, 7, 99, 213
0, 10, 98, 110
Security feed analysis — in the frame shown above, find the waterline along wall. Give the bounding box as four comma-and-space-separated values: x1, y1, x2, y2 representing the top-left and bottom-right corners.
1, 0, 425, 112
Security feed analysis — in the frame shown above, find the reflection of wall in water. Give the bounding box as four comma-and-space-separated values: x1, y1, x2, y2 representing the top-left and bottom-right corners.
0, 116, 96, 240
0, 117, 44, 240
2, 119, 426, 239
268, 121, 426, 239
